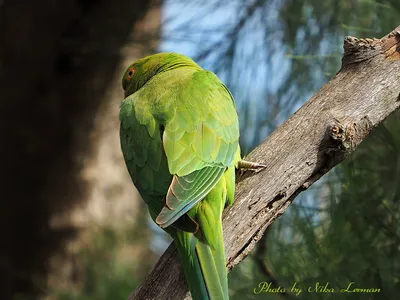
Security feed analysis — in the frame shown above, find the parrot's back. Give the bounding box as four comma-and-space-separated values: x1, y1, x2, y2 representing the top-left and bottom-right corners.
120, 53, 240, 300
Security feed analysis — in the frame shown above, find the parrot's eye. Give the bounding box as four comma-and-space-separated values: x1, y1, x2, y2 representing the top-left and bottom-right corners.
127, 67, 136, 79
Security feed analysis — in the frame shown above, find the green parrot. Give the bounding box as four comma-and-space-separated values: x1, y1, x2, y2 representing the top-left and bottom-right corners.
119, 52, 264, 300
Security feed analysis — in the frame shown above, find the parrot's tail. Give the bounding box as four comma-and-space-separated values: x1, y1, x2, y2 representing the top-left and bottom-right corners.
173, 224, 229, 300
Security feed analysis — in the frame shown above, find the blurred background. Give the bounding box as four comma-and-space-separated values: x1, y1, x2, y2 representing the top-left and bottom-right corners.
0, 0, 399, 299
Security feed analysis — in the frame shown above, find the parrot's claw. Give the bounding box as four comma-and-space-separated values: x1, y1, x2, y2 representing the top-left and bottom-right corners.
238, 160, 267, 173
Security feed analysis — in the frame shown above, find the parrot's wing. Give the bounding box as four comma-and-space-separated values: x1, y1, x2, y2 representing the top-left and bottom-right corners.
120, 95, 171, 204
156, 166, 226, 228
155, 70, 239, 228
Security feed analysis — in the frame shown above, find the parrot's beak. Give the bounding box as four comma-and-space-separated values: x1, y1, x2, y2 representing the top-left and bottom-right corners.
124, 90, 127, 98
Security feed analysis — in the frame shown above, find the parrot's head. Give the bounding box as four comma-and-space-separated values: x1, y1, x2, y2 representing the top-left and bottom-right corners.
122, 52, 201, 98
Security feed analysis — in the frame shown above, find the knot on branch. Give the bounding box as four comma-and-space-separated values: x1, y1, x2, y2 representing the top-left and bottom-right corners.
342, 36, 380, 67
327, 120, 355, 152
322, 117, 373, 161
382, 28, 400, 61
342, 25, 400, 67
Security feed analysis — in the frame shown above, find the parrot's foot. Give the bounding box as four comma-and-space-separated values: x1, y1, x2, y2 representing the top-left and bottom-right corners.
238, 160, 267, 173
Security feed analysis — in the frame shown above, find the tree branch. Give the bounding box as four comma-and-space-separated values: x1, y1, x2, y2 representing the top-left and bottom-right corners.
129, 25, 400, 300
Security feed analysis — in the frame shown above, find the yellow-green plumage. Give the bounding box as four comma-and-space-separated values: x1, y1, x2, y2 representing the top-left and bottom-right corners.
119, 53, 240, 300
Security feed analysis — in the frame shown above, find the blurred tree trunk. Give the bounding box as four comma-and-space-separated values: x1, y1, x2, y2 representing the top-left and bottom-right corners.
0, 0, 160, 299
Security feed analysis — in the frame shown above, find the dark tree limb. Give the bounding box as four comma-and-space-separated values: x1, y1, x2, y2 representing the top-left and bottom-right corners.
130, 26, 400, 300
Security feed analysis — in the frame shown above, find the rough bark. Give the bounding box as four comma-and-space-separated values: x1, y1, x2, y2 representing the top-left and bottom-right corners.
130, 26, 400, 300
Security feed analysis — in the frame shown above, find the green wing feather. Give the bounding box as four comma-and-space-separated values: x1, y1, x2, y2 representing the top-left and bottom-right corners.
155, 70, 239, 227
120, 94, 171, 210
156, 166, 226, 228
